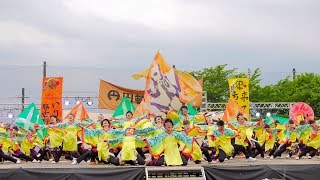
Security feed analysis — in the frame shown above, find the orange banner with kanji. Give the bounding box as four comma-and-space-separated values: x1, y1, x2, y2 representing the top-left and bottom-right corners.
98, 80, 145, 110
41, 77, 63, 123
228, 78, 249, 115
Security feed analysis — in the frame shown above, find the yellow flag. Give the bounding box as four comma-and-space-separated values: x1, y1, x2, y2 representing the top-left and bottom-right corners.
228, 78, 250, 116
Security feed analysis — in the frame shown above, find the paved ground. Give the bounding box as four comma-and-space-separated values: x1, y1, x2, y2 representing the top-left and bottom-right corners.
0, 156, 319, 169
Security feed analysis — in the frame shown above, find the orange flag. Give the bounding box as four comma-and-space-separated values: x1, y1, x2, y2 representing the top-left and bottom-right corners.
80, 104, 90, 121
64, 102, 89, 121
64, 103, 81, 119
222, 99, 249, 122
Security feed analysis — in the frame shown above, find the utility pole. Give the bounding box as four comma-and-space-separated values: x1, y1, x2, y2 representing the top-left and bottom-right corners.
43, 61, 47, 78
293, 68, 296, 80
22, 88, 25, 110
18, 88, 28, 110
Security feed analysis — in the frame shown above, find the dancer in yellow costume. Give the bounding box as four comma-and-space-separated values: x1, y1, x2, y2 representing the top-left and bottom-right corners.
296, 120, 320, 160
181, 120, 213, 164
20, 130, 46, 162
212, 120, 235, 163
72, 119, 121, 165
48, 114, 91, 163
145, 119, 193, 166
228, 114, 256, 161
1, 127, 35, 162
0, 126, 22, 164
166, 105, 205, 131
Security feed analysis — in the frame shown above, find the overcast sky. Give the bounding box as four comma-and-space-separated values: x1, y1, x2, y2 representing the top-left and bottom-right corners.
0, 0, 320, 107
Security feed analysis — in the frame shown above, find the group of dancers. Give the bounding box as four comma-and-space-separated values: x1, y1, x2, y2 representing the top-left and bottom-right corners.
0, 105, 319, 166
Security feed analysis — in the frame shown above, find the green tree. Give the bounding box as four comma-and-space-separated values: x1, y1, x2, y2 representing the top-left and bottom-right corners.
245, 73, 320, 116
274, 73, 320, 116
190, 65, 320, 116
190, 64, 261, 103
190, 64, 236, 102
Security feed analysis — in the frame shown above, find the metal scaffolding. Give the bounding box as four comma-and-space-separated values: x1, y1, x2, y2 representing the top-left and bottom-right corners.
205, 102, 294, 111
200, 91, 294, 112
0, 91, 295, 121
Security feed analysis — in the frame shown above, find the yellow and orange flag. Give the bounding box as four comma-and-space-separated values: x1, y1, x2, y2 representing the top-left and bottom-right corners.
189, 78, 203, 107
228, 78, 250, 115
132, 52, 202, 117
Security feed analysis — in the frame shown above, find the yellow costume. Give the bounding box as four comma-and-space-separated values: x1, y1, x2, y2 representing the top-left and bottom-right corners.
212, 128, 235, 156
